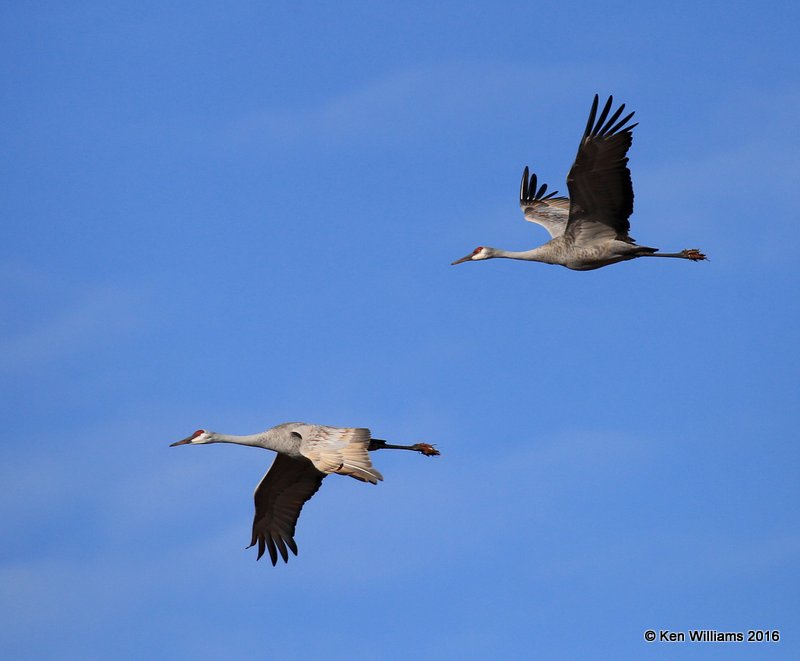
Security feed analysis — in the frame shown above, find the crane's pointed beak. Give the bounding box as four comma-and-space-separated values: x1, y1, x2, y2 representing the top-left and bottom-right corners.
169, 436, 194, 447
451, 253, 473, 265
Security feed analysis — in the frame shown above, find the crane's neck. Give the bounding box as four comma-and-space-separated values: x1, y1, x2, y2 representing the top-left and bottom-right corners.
206, 432, 270, 448
491, 245, 560, 264
205, 430, 299, 455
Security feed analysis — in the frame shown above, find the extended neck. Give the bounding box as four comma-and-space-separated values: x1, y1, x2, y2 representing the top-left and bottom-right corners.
206, 432, 268, 448
492, 246, 557, 263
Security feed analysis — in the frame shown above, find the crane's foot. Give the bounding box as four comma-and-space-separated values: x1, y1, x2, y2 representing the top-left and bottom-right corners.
412, 443, 440, 456
682, 248, 707, 261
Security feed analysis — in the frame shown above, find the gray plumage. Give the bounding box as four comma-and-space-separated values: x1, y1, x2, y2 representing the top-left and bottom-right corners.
452, 95, 707, 271
169, 423, 439, 566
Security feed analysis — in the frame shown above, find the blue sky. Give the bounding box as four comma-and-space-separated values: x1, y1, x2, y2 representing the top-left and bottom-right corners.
2, 2, 799, 658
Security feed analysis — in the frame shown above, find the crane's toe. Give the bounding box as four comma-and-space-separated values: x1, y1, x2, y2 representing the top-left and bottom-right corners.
682, 248, 707, 261
412, 443, 440, 456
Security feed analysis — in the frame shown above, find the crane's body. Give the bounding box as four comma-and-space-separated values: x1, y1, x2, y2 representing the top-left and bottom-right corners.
471, 238, 663, 272
170, 422, 438, 566
452, 95, 707, 271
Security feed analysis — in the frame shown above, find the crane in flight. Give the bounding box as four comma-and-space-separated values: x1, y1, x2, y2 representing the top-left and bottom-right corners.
452, 95, 707, 271
170, 423, 438, 565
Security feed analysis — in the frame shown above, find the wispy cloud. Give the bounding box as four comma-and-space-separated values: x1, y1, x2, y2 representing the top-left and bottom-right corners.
0, 267, 144, 372
226, 61, 594, 148
633, 83, 800, 258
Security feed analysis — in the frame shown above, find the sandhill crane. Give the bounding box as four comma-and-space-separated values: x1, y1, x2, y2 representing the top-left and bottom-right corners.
452, 95, 707, 271
170, 423, 439, 565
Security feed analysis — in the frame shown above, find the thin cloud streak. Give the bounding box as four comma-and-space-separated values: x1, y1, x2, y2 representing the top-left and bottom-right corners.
226, 61, 597, 148
1, 283, 144, 371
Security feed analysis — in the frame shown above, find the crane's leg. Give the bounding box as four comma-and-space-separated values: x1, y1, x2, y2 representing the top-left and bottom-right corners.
368, 439, 440, 456
642, 248, 707, 261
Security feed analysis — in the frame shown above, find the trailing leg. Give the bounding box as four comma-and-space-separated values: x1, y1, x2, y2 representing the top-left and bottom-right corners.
368, 439, 440, 456
642, 248, 707, 261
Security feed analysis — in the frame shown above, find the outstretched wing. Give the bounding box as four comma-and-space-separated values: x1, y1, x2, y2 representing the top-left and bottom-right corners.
565, 95, 638, 245
249, 454, 326, 565
300, 427, 384, 484
519, 167, 570, 238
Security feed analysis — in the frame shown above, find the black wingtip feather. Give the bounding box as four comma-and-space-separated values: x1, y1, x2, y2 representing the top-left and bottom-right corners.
597, 103, 625, 137
256, 536, 265, 561
606, 111, 636, 137
593, 96, 613, 135
266, 536, 278, 566
274, 535, 289, 563
584, 94, 599, 138
583, 96, 637, 139
521, 168, 545, 203
520, 169, 560, 203
250, 530, 297, 565
520, 167, 529, 200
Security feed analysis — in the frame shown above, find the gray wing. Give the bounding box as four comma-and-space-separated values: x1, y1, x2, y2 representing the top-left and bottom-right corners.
519, 167, 570, 238
565, 95, 638, 245
248, 453, 326, 566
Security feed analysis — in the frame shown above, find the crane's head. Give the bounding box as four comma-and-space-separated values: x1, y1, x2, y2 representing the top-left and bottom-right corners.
451, 246, 494, 265
170, 429, 212, 446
